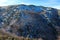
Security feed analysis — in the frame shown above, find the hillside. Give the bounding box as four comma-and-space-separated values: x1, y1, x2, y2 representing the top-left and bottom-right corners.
0, 4, 60, 40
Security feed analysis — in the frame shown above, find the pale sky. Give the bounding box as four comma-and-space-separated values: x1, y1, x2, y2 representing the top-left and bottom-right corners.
0, 0, 60, 9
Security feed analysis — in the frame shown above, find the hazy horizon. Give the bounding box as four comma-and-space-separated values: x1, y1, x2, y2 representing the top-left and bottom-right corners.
0, 0, 60, 9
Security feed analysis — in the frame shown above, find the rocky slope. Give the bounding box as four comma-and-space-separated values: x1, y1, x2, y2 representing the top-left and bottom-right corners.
0, 4, 60, 40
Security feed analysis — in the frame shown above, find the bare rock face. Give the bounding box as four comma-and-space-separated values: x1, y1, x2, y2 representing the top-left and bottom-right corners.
0, 4, 60, 40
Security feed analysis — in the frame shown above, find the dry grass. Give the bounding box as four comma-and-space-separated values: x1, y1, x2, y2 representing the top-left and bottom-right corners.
0, 35, 60, 40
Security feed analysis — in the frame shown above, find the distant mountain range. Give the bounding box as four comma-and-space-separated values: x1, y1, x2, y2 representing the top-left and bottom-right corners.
0, 4, 60, 40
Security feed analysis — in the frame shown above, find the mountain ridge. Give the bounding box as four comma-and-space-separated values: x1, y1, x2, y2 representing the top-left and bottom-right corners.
0, 4, 60, 40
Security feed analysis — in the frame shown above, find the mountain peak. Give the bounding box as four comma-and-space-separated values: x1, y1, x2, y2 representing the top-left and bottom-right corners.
0, 4, 60, 40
